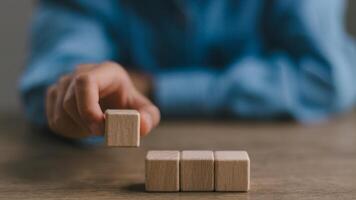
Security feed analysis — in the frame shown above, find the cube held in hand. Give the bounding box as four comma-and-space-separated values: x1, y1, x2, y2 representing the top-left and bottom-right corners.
105, 109, 140, 147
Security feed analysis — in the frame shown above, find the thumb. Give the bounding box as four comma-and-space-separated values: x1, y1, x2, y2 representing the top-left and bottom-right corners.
130, 90, 160, 136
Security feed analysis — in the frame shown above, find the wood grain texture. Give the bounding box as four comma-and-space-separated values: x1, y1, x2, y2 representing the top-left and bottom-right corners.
214, 151, 250, 191
145, 151, 180, 192
180, 151, 214, 191
3, 112, 356, 199
105, 109, 140, 147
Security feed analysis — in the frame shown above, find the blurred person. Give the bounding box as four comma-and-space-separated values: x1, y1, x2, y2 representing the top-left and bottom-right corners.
20, 0, 356, 140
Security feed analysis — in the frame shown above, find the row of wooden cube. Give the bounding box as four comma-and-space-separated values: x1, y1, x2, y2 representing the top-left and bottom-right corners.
145, 150, 250, 192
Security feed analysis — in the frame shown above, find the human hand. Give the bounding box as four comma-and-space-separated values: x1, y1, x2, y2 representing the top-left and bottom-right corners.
45, 62, 160, 139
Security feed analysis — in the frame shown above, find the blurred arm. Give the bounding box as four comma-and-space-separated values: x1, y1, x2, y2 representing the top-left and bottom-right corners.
154, 0, 356, 121
19, 0, 117, 125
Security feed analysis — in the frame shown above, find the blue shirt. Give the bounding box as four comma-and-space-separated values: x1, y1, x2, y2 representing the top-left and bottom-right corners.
20, 0, 356, 126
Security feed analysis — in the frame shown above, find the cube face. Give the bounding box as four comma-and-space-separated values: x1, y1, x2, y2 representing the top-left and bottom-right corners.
105, 110, 140, 147
180, 151, 214, 191
145, 151, 180, 192
214, 151, 250, 191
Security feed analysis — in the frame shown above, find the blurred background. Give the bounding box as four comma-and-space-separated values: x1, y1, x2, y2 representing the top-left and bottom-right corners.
0, 1, 355, 113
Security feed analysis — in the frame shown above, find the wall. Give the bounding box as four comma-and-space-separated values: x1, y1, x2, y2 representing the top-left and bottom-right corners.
347, 1, 356, 35
0, 1, 33, 112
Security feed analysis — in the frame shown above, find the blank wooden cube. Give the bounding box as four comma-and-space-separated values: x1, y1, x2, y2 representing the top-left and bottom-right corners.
105, 109, 140, 147
214, 151, 250, 192
180, 151, 214, 191
145, 151, 180, 192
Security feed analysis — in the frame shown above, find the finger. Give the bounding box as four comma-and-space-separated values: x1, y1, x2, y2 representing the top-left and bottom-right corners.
54, 75, 72, 122
139, 104, 161, 136
75, 63, 95, 73
63, 81, 93, 135
53, 75, 94, 138
62, 63, 104, 135
51, 112, 92, 139
73, 62, 129, 134
74, 73, 104, 134
130, 90, 161, 136
68, 63, 99, 132
45, 85, 57, 128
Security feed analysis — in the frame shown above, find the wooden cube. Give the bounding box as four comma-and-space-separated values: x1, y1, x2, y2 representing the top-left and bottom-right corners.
180, 151, 214, 191
105, 109, 140, 147
145, 151, 180, 192
214, 151, 250, 192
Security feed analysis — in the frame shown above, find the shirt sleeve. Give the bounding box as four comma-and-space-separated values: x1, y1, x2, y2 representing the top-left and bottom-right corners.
19, 0, 117, 125
154, 0, 356, 122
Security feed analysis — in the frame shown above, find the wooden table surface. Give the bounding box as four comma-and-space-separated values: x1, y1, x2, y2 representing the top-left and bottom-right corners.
1, 112, 356, 200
